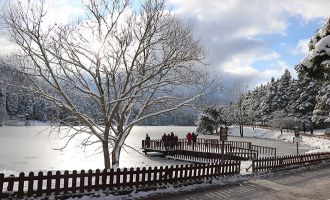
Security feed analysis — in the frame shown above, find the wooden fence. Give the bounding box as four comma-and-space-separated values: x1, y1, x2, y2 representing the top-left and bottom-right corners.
252, 152, 330, 172
251, 145, 276, 157
228, 147, 258, 160
0, 162, 240, 199
142, 140, 232, 153
224, 141, 251, 150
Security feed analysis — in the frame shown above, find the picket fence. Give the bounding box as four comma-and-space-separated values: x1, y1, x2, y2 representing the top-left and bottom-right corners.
252, 152, 330, 172
0, 161, 240, 199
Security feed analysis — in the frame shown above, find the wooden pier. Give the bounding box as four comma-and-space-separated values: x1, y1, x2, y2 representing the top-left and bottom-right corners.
142, 138, 276, 163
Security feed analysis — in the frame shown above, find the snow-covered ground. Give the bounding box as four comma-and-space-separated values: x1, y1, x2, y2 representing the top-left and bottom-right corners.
228, 126, 330, 154
2, 125, 330, 199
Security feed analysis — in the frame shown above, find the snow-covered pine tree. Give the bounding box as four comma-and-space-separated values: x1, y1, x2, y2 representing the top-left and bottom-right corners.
273, 69, 292, 112
288, 75, 319, 123
196, 106, 225, 134
296, 19, 330, 80
6, 91, 19, 117
312, 82, 330, 127
257, 77, 278, 123
295, 19, 330, 127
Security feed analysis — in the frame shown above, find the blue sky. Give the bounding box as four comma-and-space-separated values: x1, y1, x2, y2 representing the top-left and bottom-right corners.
0, 0, 329, 88
254, 17, 322, 76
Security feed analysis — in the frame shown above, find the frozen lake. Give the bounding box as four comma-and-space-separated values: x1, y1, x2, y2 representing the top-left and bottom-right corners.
0, 126, 312, 176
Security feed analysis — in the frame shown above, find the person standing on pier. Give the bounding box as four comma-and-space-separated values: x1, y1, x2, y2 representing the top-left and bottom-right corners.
192, 132, 198, 150
145, 134, 150, 148
186, 132, 192, 146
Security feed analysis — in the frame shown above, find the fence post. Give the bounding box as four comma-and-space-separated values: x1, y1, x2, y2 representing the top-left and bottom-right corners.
46, 171, 52, 196
109, 169, 114, 190
135, 168, 140, 187
28, 172, 34, 197
129, 167, 134, 189
55, 171, 61, 195
72, 170, 77, 193
123, 168, 128, 189
18, 172, 25, 198
116, 168, 121, 189
7, 175, 14, 192
63, 170, 69, 194
0, 173, 4, 198
87, 169, 93, 192
80, 170, 85, 193
102, 169, 107, 190
95, 169, 100, 191
37, 172, 43, 196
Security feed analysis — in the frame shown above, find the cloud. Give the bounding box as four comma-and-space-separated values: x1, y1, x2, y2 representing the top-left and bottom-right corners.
0, 0, 83, 55
292, 39, 310, 55
169, 0, 329, 91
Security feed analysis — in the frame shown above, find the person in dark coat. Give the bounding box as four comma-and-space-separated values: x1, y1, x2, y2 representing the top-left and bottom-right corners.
192, 132, 198, 143
145, 133, 150, 148
162, 133, 167, 147
170, 132, 175, 148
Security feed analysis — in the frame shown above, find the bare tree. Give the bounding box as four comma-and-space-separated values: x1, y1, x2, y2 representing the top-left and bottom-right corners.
227, 81, 248, 137
2, 0, 214, 168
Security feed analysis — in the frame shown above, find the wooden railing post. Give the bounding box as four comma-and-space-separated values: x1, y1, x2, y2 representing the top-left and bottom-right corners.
27, 172, 34, 197
46, 171, 52, 196
87, 169, 93, 192
0, 173, 4, 198
95, 169, 100, 191
101, 169, 107, 190
72, 170, 77, 193
80, 170, 85, 193
63, 170, 69, 194
7, 175, 14, 192
18, 172, 25, 198
55, 171, 61, 195
37, 171, 43, 196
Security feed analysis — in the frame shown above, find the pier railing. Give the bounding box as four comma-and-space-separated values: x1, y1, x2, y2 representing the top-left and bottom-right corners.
142, 139, 276, 158
0, 162, 240, 199
142, 140, 232, 153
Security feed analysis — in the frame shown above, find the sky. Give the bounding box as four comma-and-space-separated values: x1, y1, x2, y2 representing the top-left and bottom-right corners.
0, 0, 329, 89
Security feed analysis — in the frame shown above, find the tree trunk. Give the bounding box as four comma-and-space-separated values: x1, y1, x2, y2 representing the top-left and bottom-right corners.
240, 125, 244, 137
102, 141, 111, 169
112, 143, 121, 168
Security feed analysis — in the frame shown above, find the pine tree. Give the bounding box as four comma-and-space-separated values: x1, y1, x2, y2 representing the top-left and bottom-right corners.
312, 82, 330, 127
273, 69, 292, 111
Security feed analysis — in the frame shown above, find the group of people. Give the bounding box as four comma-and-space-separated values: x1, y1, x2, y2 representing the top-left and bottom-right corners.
144, 131, 199, 149
186, 132, 198, 144
161, 132, 179, 148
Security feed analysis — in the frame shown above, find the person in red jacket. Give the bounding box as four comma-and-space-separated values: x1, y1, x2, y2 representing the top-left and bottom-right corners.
186, 132, 192, 146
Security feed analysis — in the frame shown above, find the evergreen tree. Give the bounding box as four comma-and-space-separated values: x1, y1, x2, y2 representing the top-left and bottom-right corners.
273, 69, 292, 111
312, 82, 330, 127
196, 106, 226, 134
